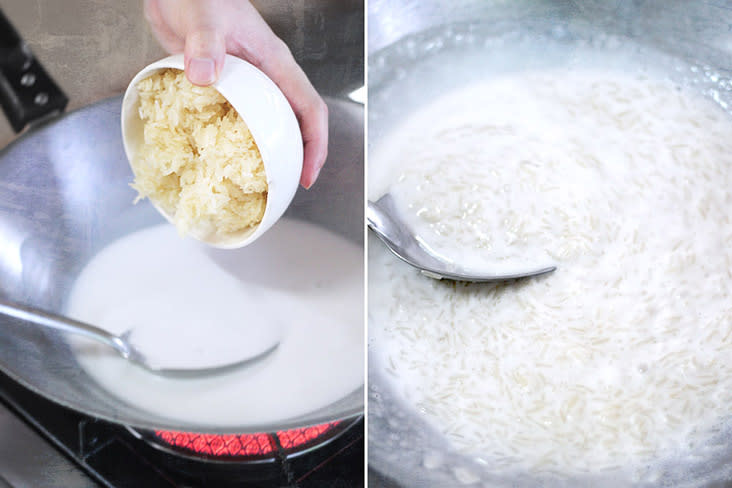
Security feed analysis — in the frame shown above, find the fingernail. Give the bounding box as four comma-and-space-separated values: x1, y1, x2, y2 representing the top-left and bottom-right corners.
306, 165, 323, 189
187, 58, 216, 85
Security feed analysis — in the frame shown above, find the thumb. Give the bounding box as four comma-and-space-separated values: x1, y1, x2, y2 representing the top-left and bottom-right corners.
184, 28, 226, 86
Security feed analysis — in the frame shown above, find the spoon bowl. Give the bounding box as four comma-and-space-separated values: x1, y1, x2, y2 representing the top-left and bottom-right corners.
0, 298, 278, 377
367, 193, 556, 282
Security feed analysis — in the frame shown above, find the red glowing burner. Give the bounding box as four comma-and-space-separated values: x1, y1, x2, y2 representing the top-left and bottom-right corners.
155, 431, 276, 457
152, 421, 345, 460
277, 423, 336, 451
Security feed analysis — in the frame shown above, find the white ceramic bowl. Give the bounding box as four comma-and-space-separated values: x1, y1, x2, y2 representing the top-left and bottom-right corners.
121, 54, 303, 248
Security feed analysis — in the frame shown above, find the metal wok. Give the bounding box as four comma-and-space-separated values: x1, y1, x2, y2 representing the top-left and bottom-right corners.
0, 94, 364, 434
368, 0, 732, 486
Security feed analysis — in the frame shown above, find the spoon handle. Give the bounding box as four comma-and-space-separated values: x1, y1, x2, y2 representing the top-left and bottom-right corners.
0, 297, 130, 357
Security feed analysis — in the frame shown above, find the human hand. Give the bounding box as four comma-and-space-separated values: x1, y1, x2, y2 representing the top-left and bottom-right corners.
144, 0, 328, 189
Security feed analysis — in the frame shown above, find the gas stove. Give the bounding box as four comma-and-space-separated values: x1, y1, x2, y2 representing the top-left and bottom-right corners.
0, 370, 363, 487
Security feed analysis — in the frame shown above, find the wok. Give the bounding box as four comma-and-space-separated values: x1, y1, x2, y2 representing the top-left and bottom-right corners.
368, 0, 732, 486
0, 94, 363, 434
0, 1, 363, 436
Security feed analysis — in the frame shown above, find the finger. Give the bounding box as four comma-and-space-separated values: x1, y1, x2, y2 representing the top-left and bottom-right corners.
180, 0, 227, 86
227, 17, 329, 187
299, 99, 329, 189
143, 0, 184, 53
264, 49, 329, 189
184, 27, 226, 86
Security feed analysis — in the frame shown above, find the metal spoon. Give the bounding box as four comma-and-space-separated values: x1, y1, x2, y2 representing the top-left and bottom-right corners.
0, 298, 278, 377
367, 193, 556, 282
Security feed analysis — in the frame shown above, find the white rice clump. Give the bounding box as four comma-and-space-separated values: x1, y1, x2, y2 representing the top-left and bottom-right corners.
369, 70, 732, 475
132, 68, 267, 237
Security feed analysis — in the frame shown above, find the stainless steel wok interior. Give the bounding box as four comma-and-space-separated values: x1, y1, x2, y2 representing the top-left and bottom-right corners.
368, 1, 732, 486
0, 94, 364, 434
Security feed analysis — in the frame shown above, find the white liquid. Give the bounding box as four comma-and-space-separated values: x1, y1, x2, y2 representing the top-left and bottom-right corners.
67, 219, 363, 426
369, 67, 732, 477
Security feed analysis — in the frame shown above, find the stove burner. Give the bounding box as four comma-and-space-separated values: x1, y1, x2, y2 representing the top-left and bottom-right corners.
277, 423, 340, 451
147, 420, 351, 461
0, 367, 363, 486
156, 431, 276, 458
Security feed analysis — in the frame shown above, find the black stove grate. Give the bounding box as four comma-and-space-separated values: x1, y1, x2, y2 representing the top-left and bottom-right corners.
0, 370, 363, 487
